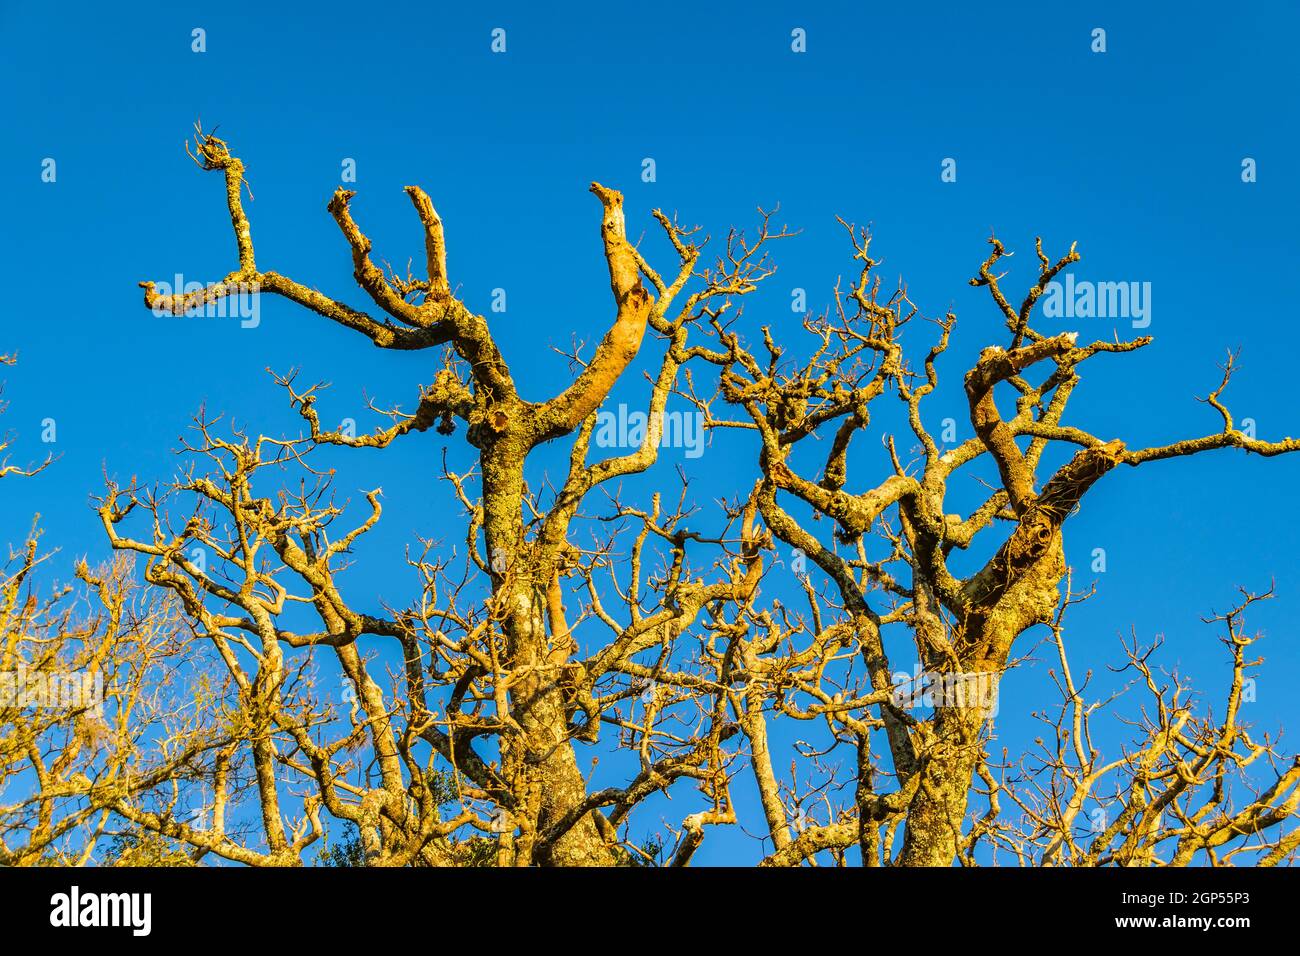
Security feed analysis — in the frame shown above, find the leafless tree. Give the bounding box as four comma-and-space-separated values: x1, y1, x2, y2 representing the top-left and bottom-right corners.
5, 126, 1297, 866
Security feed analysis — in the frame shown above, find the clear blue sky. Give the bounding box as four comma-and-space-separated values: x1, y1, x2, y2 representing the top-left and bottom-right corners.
2, 1, 1298, 864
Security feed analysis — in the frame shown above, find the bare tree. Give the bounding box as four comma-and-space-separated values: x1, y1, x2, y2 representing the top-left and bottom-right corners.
689, 226, 1300, 866
6, 126, 1296, 867
1, 359, 210, 866
0, 545, 223, 866
986, 584, 1300, 866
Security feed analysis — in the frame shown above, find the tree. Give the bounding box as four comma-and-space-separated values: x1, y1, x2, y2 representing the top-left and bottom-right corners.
8, 124, 1297, 867
0, 357, 245, 867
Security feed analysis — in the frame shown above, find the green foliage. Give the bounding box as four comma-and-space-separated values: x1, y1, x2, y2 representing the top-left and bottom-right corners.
618, 835, 664, 867
456, 836, 499, 867
424, 767, 459, 806
316, 769, 462, 867
316, 823, 365, 867
101, 832, 196, 867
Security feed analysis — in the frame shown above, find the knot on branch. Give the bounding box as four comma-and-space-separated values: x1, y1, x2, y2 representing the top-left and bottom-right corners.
187, 128, 238, 172
767, 387, 809, 431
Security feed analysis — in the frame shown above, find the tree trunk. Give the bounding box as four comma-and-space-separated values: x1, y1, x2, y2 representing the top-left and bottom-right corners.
483, 445, 614, 866
897, 703, 987, 866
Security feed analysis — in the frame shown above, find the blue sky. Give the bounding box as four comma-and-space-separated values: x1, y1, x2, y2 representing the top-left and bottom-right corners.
2, 1, 1298, 864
